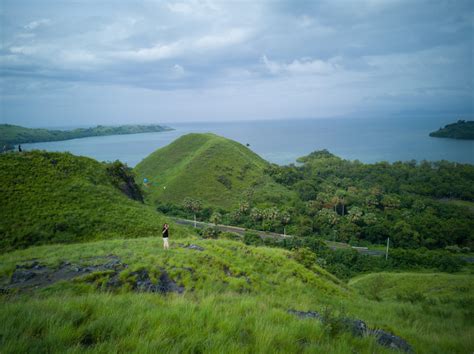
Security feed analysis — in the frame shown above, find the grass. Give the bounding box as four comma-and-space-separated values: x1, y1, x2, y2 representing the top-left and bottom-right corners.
0, 151, 189, 251
1, 237, 472, 353
134, 133, 296, 210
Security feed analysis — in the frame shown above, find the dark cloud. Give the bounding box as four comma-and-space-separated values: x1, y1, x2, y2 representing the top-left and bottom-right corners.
0, 0, 472, 125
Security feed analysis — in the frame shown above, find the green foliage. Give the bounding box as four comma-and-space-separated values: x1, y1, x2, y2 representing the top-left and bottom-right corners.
429, 120, 474, 140
199, 227, 221, 239
0, 123, 172, 146
264, 150, 474, 249
292, 247, 317, 269
0, 151, 186, 251
134, 133, 296, 210
243, 232, 263, 246
105, 160, 144, 202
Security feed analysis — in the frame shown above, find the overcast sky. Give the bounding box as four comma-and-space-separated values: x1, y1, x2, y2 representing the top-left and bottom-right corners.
1, 0, 472, 127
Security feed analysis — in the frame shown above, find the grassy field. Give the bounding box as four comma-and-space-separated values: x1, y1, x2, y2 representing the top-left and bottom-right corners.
0, 151, 188, 251
1, 236, 472, 353
134, 133, 296, 210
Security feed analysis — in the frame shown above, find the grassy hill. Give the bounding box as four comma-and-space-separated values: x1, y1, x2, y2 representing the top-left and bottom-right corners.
134, 133, 295, 210
350, 272, 473, 304
1, 237, 472, 353
0, 151, 188, 251
0, 123, 172, 149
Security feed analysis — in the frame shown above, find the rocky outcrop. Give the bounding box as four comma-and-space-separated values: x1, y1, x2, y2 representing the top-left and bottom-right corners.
288, 309, 413, 353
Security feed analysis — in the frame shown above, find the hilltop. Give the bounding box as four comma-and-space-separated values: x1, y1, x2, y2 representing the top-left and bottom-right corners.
0, 151, 187, 251
429, 120, 474, 140
0, 123, 173, 149
134, 133, 296, 210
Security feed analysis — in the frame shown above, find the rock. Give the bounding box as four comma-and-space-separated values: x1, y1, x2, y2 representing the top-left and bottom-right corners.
11, 270, 36, 283
158, 271, 184, 294
186, 244, 205, 251
129, 269, 184, 294
288, 309, 413, 353
370, 329, 413, 353
342, 318, 369, 337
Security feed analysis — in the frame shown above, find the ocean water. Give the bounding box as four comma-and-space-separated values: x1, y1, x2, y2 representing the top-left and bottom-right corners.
22, 116, 474, 167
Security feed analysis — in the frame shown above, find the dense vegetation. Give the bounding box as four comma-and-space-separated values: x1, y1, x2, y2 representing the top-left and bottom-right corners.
146, 135, 473, 251
1, 236, 472, 353
134, 133, 296, 210
0, 123, 173, 149
0, 151, 187, 251
429, 119, 474, 139
240, 234, 466, 280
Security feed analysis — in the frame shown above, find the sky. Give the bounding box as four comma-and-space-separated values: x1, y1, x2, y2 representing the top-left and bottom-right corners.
0, 0, 473, 127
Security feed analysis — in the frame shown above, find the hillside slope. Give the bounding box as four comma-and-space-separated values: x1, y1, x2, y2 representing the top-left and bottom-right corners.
0, 151, 187, 251
1, 237, 472, 353
134, 133, 295, 210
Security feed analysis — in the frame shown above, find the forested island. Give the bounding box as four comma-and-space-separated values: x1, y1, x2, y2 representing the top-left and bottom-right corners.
0, 123, 173, 149
429, 120, 474, 139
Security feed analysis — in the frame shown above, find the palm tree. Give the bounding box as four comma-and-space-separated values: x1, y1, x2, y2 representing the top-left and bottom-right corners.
210, 211, 222, 226
281, 212, 291, 236
183, 197, 202, 227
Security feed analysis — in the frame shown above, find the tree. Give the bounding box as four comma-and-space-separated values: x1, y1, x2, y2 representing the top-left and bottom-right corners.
183, 197, 202, 227
210, 211, 222, 226
347, 206, 363, 224
239, 201, 250, 214
250, 207, 263, 222
392, 221, 420, 248
281, 211, 291, 236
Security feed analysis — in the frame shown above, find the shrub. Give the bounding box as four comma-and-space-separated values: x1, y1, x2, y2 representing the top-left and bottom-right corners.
243, 231, 263, 246
292, 247, 317, 269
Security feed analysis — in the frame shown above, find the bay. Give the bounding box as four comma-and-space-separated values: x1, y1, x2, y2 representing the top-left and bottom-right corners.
22, 116, 474, 167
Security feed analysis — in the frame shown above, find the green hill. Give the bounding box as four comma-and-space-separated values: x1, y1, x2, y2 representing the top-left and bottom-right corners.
134, 133, 295, 210
350, 272, 473, 304
0, 151, 187, 251
1, 237, 472, 353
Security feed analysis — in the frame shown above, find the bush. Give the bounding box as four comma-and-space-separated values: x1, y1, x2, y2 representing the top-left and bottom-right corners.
292, 247, 317, 269
200, 227, 221, 239
243, 232, 263, 246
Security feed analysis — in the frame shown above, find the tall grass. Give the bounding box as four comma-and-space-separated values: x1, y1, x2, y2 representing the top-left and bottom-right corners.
1, 237, 473, 353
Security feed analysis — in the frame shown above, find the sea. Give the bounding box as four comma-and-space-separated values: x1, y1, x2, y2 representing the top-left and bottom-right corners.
22, 116, 474, 167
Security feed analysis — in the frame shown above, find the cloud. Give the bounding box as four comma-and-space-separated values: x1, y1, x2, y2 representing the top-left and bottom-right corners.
112, 42, 183, 62
261, 55, 342, 75
24, 18, 51, 30
167, 2, 193, 14
0, 0, 472, 124
173, 64, 185, 77
195, 28, 252, 49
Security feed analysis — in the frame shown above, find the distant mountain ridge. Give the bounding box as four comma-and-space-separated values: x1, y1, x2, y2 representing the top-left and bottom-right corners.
429, 120, 474, 140
134, 133, 296, 210
0, 123, 173, 148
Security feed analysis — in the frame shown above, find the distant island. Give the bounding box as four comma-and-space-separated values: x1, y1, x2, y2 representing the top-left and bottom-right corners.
429, 120, 474, 140
0, 123, 173, 150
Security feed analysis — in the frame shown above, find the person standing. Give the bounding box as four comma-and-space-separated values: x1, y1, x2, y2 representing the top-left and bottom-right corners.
18, 144, 22, 152
162, 223, 170, 250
